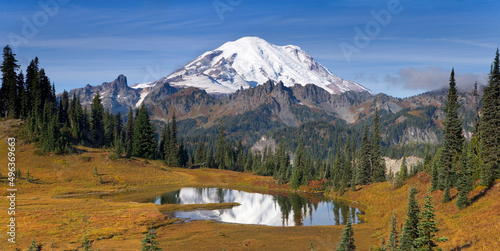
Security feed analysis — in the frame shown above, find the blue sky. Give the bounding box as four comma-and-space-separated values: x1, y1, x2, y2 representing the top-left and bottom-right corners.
1, 0, 499, 97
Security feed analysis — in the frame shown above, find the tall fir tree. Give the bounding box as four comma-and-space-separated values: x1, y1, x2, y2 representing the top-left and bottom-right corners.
291, 137, 305, 190
103, 108, 115, 147
424, 144, 432, 173
1, 45, 20, 118
176, 142, 189, 167
399, 187, 420, 251
25, 58, 39, 116
132, 105, 157, 159
397, 156, 408, 187
90, 92, 104, 146
372, 108, 386, 182
430, 159, 439, 192
358, 124, 372, 185
440, 69, 464, 189
169, 113, 179, 165
215, 123, 227, 169
194, 141, 205, 165
472, 82, 480, 136
479, 49, 500, 187
125, 107, 134, 157
113, 112, 123, 149
58, 90, 69, 126
164, 122, 173, 165
157, 125, 167, 160
15, 71, 24, 118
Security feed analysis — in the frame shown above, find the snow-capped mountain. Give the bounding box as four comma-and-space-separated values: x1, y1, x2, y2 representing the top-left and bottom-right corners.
134, 36, 371, 95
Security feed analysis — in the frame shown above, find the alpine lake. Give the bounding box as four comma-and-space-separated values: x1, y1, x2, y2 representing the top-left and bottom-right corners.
89, 187, 364, 227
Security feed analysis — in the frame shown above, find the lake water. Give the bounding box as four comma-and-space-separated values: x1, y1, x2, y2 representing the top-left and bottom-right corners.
151, 187, 363, 227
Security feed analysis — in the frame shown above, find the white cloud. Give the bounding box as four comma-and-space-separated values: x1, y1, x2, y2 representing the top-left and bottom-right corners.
384, 66, 488, 91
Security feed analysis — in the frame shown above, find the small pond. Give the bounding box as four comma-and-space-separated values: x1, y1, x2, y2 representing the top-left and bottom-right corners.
152, 187, 363, 227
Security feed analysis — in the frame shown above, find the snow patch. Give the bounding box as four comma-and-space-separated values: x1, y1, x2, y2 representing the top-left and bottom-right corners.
135, 91, 149, 108
131, 82, 154, 89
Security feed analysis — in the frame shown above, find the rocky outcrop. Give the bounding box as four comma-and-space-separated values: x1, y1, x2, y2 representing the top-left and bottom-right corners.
383, 156, 424, 175
68, 75, 141, 114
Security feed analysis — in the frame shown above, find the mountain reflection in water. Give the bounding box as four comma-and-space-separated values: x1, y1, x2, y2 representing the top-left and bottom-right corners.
152, 188, 362, 226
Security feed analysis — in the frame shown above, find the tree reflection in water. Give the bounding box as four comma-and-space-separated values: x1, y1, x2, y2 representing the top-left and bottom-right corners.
151, 188, 363, 226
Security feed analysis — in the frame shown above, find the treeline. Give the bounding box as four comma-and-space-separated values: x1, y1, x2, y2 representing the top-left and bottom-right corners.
427, 50, 500, 210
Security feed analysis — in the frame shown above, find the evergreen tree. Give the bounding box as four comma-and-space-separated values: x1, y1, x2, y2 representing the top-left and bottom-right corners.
358, 124, 372, 185
15, 71, 24, 118
388, 212, 398, 251
342, 139, 352, 188
372, 108, 386, 182
350, 141, 357, 191
164, 122, 172, 165
333, 139, 343, 189
479, 49, 500, 187
82, 233, 91, 251
430, 160, 439, 192
336, 215, 356, 251
125, 107, 134, 157
33, 68, 53, 121
176, 142, 189, 167
141, 229, 162, 251
90, 92, 104, 146
169, 114, 178, 165
27, 239, 43, 251
1, 45, 20, 118
132, 105, 156, 159
194, 142, 205, 164
399, 187, 420, 251
215, 123, 227, 169
440, 69, 464, 189
291, 137, 305, 189
397, 157, 408, 187
24, 58, 39, 116
113, 112, 123, 153
413, 194, 448, 250
424, 144, 432, 173
113, 112, 123, 141
157, 125, 167, 160
58, 90, 69, 126
103, 108, 115, 147
235, 140, 245, 171
472, 82, 480, 136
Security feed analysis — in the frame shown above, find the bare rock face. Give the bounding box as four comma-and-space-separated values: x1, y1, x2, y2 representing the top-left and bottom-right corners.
384, 156, 424, 175
397, 127, 439, 145
251, 135, 277, 155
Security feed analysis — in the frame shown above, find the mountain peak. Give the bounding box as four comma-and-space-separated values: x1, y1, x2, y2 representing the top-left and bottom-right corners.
146, 37, 371, 95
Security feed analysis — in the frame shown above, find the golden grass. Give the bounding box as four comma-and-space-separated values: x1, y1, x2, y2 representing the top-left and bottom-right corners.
0, 135, 375, 250
0, 119, 498, 250
330, 173, 500, 250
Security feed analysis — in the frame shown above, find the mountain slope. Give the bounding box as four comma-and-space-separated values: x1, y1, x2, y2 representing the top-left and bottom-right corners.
139, 37, 371, 95
68, 75, 156, 114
